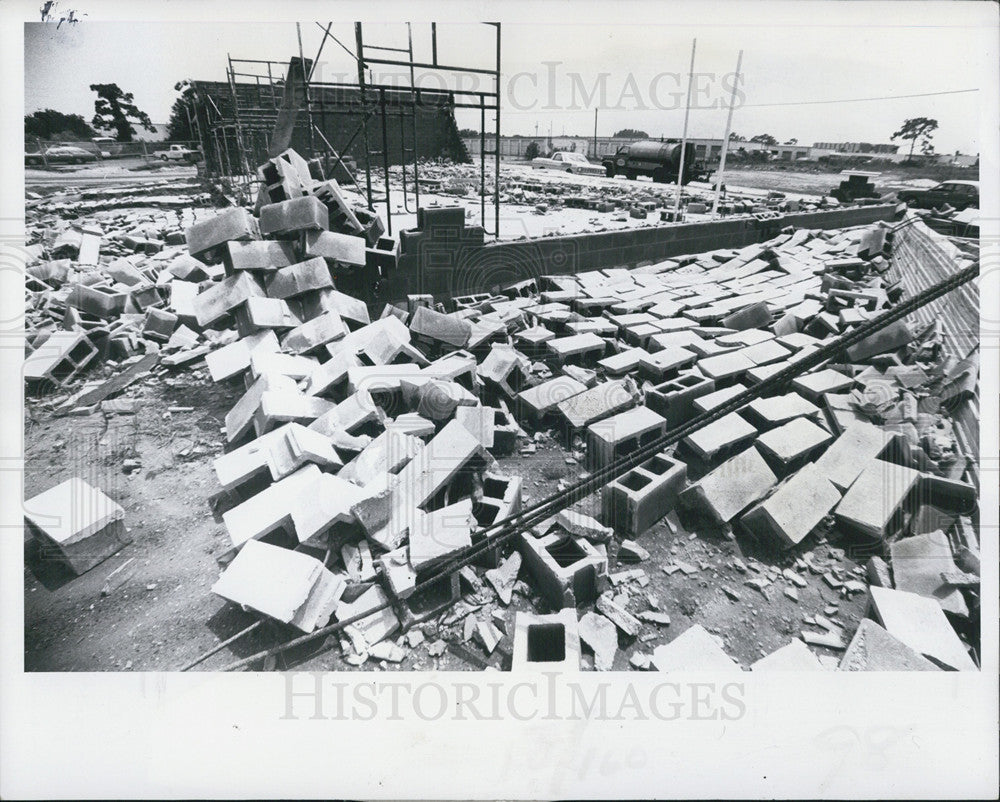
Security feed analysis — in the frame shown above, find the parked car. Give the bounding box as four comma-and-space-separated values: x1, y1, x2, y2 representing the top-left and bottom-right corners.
531, 151, 605, 176
24, 145, 98, 165
896, 180, 979, 211
153, 144, 202, 163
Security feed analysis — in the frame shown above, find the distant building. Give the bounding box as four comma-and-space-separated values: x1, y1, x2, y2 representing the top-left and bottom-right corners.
813, 141, 899, 154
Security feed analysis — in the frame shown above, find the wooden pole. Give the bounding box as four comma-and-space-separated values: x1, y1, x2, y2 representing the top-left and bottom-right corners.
672, 39, 697, 220
712, 50, 743, 217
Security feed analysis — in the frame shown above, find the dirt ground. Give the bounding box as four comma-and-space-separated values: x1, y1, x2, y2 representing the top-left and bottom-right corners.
24, 363, 869, 673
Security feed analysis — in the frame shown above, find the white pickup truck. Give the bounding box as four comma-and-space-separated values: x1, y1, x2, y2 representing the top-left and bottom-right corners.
153, 144, 201, 162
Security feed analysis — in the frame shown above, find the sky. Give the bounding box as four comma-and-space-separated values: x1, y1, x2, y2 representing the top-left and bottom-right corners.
23, 11, 991, 154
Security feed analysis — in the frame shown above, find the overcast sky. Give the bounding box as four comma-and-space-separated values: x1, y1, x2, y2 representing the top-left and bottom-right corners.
24, 10, 990, 154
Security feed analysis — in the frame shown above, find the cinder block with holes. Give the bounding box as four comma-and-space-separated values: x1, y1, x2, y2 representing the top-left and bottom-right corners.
644, 371, 715, 426
518, 530, 607, 610
23, 331, 99, 386
602, 451, 687, 537
511, 609, 581, 671
585, 406, 666, 471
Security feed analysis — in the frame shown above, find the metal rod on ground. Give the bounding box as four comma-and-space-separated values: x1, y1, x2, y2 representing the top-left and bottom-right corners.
215, 258, 980, 672
712, 49, 743, 217
672, 38, 697, 220
180, 619, 263, 671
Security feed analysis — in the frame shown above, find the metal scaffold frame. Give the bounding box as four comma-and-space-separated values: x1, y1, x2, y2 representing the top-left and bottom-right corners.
193, 22, 503, 237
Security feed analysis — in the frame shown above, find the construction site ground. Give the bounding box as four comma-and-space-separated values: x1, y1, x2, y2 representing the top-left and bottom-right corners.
24, 364, 868, 672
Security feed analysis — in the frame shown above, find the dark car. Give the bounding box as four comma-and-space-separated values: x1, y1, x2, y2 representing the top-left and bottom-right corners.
25, 145, 99, 165
896, 180, 979, 211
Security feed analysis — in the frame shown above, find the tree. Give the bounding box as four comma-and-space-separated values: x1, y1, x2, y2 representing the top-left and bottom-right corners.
891, 117, 938, 162
457, 128, 478, 137
784, 138, 798, 145
750, 133, 777, 145
524, 141, 541, 160
613, 128, 648, 139
729, 132, 745, 141
25, 109, 95, 140
90, 83, 156, 142
166, 97, 195, 141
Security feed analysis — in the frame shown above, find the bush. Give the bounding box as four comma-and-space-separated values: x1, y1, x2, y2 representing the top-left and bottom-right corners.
524, 141, 540, 160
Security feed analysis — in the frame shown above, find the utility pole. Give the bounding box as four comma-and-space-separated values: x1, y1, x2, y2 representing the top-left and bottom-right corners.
712, 50, 743, 217
593, 107, 598, 159
672, 38, 697, 221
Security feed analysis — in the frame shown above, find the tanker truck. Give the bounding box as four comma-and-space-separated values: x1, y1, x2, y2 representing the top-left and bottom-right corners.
602, 139, 711, 184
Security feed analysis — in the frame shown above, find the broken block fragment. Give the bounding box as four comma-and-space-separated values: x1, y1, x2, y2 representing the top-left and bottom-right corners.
24, 477, 129, 575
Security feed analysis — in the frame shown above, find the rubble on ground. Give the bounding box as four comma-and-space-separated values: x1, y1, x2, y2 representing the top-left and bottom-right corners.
22, 149, 981, 672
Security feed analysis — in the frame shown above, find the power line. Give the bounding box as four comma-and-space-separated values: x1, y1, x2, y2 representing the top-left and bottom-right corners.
740, 88, 978, 108
490, 87, 978, 114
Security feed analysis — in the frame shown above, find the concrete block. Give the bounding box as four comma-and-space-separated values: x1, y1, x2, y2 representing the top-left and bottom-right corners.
264, 257, 334, 299
868, 586, 976, 670
603, 451, 687, 537
305, 349, 361, 398
845, 320, 912, 362
24, 477, 128, 575
740, 464, 841, 548
358, 420, 486, 551
213, 424, 295, 490
253, 390, 335, 435
302, 229, 367, 267
517, 376, 587, 422
250, 350, 319, 380
811, 421, 897, 491
222, 463, 321, 547
698, 350, 755, 383
479, 346, 530, 398
212, 539, 345, 632
838, 619, 940, 671
835, 458, 920, 539
692, 383, 748, 414
167, 253, 210, 282
750, 639, 823, 671
681, 412, 757, 461
743, 392, 821, 428
651, 624, 741, 671
259, 195, 329, 237
547, 332, 607, 365
339, 429, 425, 486
890, 530, 969, 617
409, 498, 475, 570
142, 307, 178, 343
291, 472, 368, 545
721, 301, 771, 331
224, 372, 297, 443
65, 283, 126, 319
23, 331, 99, 385
755, 416, 833, 469
597, 347, 647, 375
638, 346, 697, 381
519, 530, 606, 610
378, 547, 417, 600
223, 239, 297, 272
309, 389, 386, 436
645, 372, 715, 426
790, 368, 854, 402
265, 422, 343, 480
280, 311, 348, 355
680, 445, 777, 524
586, 406, 666, 471
186, 208, 260, 262
335, 583, 399, 649
454, 405, 495, 448
511, 609, 581, 671
194, 272, 266, 327
556, 378, 636, 432
409, 305, 472, 348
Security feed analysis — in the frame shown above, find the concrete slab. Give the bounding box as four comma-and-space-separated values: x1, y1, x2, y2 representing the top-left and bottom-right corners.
890, 530, 969, 617
868, 586, 976, 670
750, 639, 824, 671
651, 624, 742, 671
811, 421, 896, 491
755, 416, 833, 466
682, 412, 757, 461
741, 464, 841, 548
680, 446, 777, 524
835, 459, 920, 539
838, 618, 941, 671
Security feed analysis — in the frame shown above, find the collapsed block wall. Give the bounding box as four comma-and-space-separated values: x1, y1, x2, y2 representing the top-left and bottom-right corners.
193, 80, 470, 173
383, 204, 901, 301
887, 217, 980, 471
